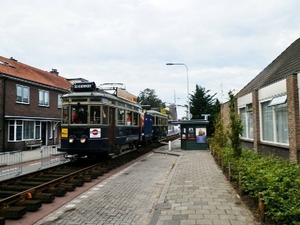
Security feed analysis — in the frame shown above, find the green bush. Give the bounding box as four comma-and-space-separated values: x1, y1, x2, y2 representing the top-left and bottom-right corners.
219, 147, 300, 224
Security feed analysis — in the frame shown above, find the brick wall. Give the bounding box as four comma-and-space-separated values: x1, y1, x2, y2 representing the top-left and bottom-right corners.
252, 90, 260, 153
6, 80, 62, 118
0, 78, 4, 151
220, 102, 230, 131
286, 74, 300, 163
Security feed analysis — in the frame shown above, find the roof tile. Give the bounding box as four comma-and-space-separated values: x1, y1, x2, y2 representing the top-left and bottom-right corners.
0, 56, 71, 90
237, 38, 300, 97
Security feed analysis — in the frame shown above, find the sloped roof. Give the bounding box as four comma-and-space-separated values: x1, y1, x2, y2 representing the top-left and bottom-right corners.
0, 56, 71, 90
236, 38, 300, 98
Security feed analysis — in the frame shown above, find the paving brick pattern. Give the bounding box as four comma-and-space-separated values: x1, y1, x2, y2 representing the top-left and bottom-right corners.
34, 153, 178, 225
34, 139, 260, 225
153, 149, 260, 225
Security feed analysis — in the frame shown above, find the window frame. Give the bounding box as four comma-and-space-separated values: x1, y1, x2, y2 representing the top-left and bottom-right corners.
239, 104, 253, 139
38, 89, 50, 107
58, 94, 62, 108
260, 99, 288, 144
16, 84, 30, 104
8, 120, 41, 141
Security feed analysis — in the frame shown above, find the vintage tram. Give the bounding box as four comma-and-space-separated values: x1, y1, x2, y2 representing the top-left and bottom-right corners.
59, 82, 142, 159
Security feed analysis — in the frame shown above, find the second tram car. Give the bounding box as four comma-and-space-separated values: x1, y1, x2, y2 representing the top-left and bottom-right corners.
144, 110, 168, 142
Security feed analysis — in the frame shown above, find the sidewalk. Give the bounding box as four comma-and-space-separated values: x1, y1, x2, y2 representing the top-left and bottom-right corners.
151, 139, 259, 225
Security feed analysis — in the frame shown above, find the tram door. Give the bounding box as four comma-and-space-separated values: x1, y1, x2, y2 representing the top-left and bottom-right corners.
108, 107, 116, 146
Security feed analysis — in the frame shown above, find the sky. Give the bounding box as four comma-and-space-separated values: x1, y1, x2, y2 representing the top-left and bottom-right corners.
1, 0, 300, 119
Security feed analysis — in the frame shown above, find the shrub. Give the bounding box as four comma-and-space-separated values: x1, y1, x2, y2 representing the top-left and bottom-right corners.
218, 146, 300, 224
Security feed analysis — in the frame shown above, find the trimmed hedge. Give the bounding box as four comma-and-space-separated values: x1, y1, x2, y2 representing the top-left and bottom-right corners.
219, 147, 300, 225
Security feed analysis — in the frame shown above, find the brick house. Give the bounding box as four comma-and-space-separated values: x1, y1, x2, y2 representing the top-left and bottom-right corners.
0, 56, 72, 151
221, 38, 300, 163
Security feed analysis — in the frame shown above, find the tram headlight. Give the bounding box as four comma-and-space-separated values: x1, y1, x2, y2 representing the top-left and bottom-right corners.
69, 136, 76, 143
80, 135, 88, 143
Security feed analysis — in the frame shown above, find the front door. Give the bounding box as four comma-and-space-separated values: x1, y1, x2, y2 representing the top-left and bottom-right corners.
41, 122, 47, 145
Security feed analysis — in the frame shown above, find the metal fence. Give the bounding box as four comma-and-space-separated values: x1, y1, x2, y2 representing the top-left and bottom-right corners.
40, 145, 67, 169
0, 150, 22, 177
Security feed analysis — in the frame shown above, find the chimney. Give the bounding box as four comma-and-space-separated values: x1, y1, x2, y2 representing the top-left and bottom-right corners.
10, 57, 17, 61
50, 68, 59, 76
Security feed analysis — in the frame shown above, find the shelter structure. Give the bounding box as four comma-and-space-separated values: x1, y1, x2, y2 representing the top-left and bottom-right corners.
174, 120, 209, 150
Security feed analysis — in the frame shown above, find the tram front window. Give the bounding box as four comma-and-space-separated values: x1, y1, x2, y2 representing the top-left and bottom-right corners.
90, 106, 101, 124
72, 103, 88, 124
62, 106, 69, 124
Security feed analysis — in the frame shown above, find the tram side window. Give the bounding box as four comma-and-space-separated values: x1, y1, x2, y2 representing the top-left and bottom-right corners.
126, 111, 132, 125
118, 109, 125, 125
103, 106, 108, 124
90, 106, 101, 124
153, 116, 156, 125
133, 112, 138, 125
158, 117, 162, 125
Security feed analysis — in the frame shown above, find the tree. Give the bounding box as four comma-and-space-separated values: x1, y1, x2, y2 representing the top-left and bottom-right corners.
228, 90, 243, 158
189, 85, 219, 136
211, 112, 228, 151
137, 88, 166, 110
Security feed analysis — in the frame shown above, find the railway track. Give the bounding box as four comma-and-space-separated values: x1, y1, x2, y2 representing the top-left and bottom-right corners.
0, 134, 179, 225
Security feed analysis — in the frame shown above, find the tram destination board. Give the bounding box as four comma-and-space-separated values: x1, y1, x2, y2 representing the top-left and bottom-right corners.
72, 82, 96, 92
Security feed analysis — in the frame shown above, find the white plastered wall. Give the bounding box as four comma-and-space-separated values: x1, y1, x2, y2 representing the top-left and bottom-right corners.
237, 93, 252, 108
258, 80, 287, 101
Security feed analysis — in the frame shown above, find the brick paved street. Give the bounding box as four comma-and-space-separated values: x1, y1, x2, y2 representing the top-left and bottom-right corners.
34, 153, 178, 225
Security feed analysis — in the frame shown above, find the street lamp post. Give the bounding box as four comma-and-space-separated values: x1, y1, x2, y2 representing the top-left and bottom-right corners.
166, 63, 190, 120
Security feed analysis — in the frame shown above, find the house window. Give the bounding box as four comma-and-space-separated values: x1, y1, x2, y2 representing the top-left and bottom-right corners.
8, 120, 41, 141
240, 108, 246, 138
24, 121, 34, 139
39, 90, 49, 106
16, 85, 29, 104
261, 99, 288, 144
261, 101, 274, 141
275, 105, 288, 143
58, 94, 62, 108
239, 105, 253, 139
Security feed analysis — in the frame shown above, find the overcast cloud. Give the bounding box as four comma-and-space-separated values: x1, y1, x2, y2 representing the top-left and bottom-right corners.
1, 0, 300, 118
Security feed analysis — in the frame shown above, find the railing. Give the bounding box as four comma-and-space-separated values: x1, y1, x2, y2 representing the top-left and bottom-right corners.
40, 145, 67, 169
0, 150, 22, 177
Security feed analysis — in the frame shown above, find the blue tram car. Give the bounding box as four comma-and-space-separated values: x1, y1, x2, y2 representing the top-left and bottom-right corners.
143, 110, 168, 142
58, 82, 142, 158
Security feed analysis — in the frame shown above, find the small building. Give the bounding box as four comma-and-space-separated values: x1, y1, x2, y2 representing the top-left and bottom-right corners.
0, 56, 72, 151
174, 119, 209, 150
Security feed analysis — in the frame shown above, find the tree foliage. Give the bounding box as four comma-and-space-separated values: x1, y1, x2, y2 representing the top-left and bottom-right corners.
189, 85, 220, 136
137, 88, 166, 110
228, 90, 243, 158
211, 112, 228, 150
